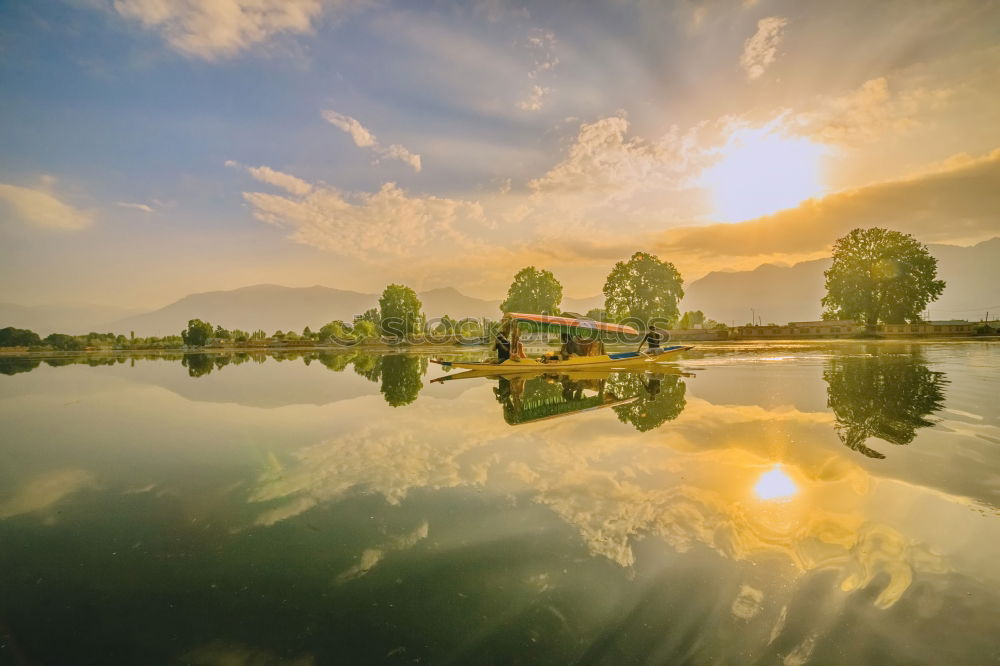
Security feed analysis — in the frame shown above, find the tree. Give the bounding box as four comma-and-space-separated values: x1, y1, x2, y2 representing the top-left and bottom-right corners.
603, 252, 684, 326
500, 266, 563, 314
678, 310, 705, 329
319, 320, 355, 344
181, 319, 215, 346
585, 308, 607, 322
214, 325, 231, 340
44, 333, 84, 351
378, 284, 424, 337
822, 228, 945, 329
0, 327, 41, 347
357, 307, 381, 329
302, 326, 313, 339
353, 320, 378, 341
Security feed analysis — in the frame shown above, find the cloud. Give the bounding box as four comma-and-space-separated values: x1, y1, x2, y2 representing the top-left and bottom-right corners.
226, 160, 314, 195
111, 0, 348, 60
116, 201, 155, 212
793, 77, 952, 146
528, 114, 706, 196
741, 17, 788, 80
518, 84, 551, 112
322, 110, 422, 171
0, 181, 92, 230
382, 144, 422, 172
656, 148, 1000, 263
321, 110, 376, 147
518, 29, 557, 111
247, 166, 313, 196
241, 172, 487, 258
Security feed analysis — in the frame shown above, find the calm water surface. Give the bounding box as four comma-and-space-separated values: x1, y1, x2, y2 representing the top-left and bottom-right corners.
1, 341, 999, 665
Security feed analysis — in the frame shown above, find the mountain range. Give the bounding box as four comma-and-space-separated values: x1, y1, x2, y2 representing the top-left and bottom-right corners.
2, 238, 995, 335
681, 238, 998, 325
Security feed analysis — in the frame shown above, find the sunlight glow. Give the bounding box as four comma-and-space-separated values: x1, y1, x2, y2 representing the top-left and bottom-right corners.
701, 123, 827, 222
753, 464, 798, 501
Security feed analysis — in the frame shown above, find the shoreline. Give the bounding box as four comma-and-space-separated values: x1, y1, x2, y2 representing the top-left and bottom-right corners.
2, 335, 998, 359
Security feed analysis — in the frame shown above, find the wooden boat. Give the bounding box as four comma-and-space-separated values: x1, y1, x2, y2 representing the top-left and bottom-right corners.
431, 312, 692, 372
431, 344, 691, 372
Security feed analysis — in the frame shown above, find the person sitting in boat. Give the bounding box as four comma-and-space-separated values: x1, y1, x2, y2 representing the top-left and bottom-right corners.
494, 330, 512, 362
560, 331, 604, 359
643, 324, 663, 352
495, 323, 526, 362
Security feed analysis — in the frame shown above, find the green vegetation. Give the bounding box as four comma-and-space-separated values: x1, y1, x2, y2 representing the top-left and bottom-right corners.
603, 251, 684, 327
182, 319, 215, 346
677, 310, 704, 329
500, 266, 563, 314
822, 228, 946, 329
0, 327, 42, 347
378, 284, 425, 337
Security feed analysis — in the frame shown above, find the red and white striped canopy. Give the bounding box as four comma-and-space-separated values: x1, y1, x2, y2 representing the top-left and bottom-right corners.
505, 312, 638, 335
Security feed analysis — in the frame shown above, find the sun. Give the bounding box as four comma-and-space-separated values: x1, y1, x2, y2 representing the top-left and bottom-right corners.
701, 123, 827, 222
753, 464, 798, 501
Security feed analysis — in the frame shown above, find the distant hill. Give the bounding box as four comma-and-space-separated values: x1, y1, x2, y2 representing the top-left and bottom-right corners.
105, 285, 376, 336
100, 284, 508, 336
417, 287, 498, 320
0, 302, 144, 336
8, 238, 992, 336
681, 238, 999, 325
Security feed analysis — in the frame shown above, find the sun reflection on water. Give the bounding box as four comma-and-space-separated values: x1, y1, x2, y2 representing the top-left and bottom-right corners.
753, 464, 798, 501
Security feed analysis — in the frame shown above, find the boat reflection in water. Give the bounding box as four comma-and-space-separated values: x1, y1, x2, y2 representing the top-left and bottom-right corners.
434, 366, 690, 430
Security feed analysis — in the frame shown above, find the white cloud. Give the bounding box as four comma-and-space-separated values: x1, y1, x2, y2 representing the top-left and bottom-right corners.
382, 144, 422, 172
528, 114, 708, 197
226, 161, 314, 195
112, 0, 343, 60
321, 110, 376, 148
518, 29, 558, 111
247, 166, 314, 196
116, 201, 155, 212
518, 84, 550, 112
0, 181, 92, 230
322, 110, 423, 172
741, 16, 788, 80
242, 173, 487, 258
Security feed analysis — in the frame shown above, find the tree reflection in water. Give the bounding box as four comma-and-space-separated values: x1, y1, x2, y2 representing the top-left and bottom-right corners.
607, 372, 687, 431
824, 348, 948, 459
493, 371, 686, 429
378, 355, 427, 407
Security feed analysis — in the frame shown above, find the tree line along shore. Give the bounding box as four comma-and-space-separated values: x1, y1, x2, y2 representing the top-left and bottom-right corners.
3, 228, 994, 354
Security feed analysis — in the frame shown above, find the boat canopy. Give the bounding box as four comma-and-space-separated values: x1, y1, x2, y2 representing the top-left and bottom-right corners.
505, 312, 638, 336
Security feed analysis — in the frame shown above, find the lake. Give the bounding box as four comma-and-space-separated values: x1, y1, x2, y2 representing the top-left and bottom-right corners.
1, 341, 998, 665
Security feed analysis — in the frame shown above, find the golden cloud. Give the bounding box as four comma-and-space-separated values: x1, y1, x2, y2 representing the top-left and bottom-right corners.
654, 147, 1000, 266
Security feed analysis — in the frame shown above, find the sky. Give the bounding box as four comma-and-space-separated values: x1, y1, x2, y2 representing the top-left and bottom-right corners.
1, 0, 999, 308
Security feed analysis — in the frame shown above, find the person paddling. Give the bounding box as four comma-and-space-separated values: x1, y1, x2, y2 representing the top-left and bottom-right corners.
640, 324, 663, 353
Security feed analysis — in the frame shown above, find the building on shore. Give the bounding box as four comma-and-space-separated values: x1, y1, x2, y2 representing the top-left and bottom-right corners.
731, 320, 861, 338
730, 319, 981, 339
666, 327, 730, 341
